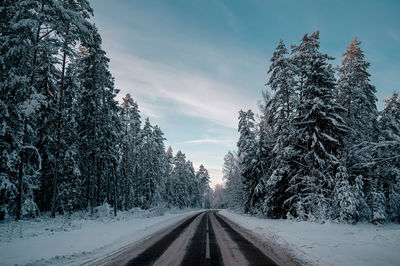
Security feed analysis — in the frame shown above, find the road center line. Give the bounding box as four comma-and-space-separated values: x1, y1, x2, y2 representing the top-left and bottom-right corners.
206, 213, 211, 259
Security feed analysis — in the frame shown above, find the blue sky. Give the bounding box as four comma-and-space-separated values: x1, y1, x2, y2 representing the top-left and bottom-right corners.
90, 0, 400, 187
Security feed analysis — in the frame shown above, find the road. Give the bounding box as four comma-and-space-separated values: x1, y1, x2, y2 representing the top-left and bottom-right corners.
88, 211, 298, 266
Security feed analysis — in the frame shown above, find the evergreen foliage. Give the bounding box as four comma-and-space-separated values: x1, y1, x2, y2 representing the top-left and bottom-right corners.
0, 1, 207, 220
228, 32, 400, 224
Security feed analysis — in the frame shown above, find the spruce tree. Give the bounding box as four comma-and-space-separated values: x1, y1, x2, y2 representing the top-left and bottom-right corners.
237, 110, 262, 213
337, 38, 379, 221
374, 93, 400, 222
223, 151, 244, 211
0, 0, 46, 219
263, 40, 297, 218
75, 25, 119, 212
50, 0, 93, 218
196, 164, 210, 208
120, 94, 141, 209
286, 31, 348, 220
334, 164, 357, 223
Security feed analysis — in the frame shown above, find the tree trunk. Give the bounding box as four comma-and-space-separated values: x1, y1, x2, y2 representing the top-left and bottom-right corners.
124, 122, 129, 210
96, 157, 102, 206
29, 3, 43, 86
113, 164, 117, 217
87, 154, 94, 214
17, 5, 44, 220
16, 119, 28, 220
51, 25, 69, 218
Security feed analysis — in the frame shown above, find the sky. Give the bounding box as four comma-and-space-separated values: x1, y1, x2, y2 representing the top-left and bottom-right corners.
90, 0, 400, 188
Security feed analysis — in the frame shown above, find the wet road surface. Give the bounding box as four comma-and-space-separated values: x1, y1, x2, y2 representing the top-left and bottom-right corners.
90, 211, 297, 266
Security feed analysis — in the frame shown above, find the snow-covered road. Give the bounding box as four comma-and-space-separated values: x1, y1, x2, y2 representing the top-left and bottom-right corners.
0, 209, 202, 265
89, 210, 293, 266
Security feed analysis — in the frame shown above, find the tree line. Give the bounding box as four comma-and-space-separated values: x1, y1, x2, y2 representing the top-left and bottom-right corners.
0, 0, 210, 220
224, 32, 400, 224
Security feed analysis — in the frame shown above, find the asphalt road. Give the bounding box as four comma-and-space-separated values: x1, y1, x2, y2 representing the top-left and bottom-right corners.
89, 210, 298, 266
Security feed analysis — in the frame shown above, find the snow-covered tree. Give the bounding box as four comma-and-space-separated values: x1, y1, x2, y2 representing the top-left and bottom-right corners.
267, 39, 297, 123
169, 151, 190, 208
237, 110, 263, 213
75, 25, 120, 213
1, 0, 206, 220
286, 31, 348, 220
337, 37, 378, 139
223, 151, 244, 211
374, 93, 400, 222
336, 38, 379, 221
371, 179, 386, 224
151, 125, 167, 206
50, 0, 94, 218
0, 0, 47, 219
196, 164, 210, 208
164, 146, 175, 206
211, 184, 226, 209
119, 94, 141, 210
262, 39, 298, 218
334, 164, 357, 223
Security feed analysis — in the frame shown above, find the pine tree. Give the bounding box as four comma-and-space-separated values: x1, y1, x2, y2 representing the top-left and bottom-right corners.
353, 174, 369, 221
263, 40, 298, 218
334, 164, 357, 223
286, 31, 348, 220
120, 94, 141, 210
0, 0, 46, 219
267, 39, 297, 123
137, 118, 155, 209
337, 38, 379, 221
196, 164, 210, 208
371, 179, 386, 224
1, 0, 205, 220
75, 25, 119, 213
337, 37, 378, 139
151, 125, 167, 206
237, 110, 262, 213
50, 0, 94, 218
376, 93, 400, 222
165, 146, 175, 206
185, 160, 198, 207
223, 151, 244, 211
169, 151, 190, 208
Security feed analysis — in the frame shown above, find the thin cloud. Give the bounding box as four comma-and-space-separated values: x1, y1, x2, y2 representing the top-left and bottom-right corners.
114, 94, 160, 119
108, 50, 256, 128
179, 138, 235, 146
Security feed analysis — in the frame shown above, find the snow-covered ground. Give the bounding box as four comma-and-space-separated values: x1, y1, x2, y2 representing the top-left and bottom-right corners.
0, 207, 202, 265
219, 209, 400, 266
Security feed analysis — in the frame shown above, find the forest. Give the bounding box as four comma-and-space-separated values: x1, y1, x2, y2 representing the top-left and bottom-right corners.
1, 1, 399, 225
0, 0, 211, 220
223, 32, 400, 224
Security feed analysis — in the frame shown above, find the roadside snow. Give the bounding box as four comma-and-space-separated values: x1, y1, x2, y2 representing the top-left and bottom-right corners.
219, 209, 400, 266
0, 208, 202, 265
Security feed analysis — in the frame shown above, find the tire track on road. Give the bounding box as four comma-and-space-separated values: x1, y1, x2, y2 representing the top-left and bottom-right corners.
126, 212, 203, 265
214, 213, 278, 266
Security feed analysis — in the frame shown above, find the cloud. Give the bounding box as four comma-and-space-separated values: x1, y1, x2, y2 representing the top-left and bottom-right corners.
179, 138, 235, 146
138, 102, 160, 119
108, 50, 256, 128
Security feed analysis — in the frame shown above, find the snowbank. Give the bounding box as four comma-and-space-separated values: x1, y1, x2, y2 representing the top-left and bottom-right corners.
219, 209, 400, 266
0, 208, 202, 265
